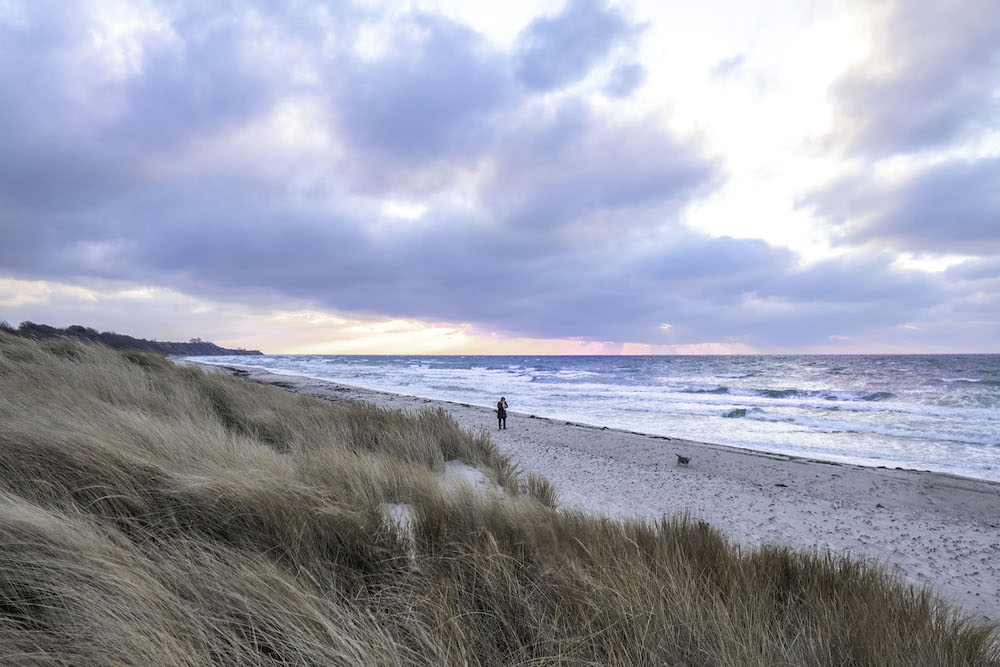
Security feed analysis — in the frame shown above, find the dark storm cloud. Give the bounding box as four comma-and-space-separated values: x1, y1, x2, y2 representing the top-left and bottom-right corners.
0, 0, 974, 349
486, 101, 719, 233
760, 255, 940, 307
106, 19, 283, 151
806, 157, 1000, 254
830, 0, 1000, 156
0, 4, 123, 209
334, 14, 517, 166
0, 1, 301, 211
68, 192, 939, 348
514, 0, 638, 91
638, 250, 943, 346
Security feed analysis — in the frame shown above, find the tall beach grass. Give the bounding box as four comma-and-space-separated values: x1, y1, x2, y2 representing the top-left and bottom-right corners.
0, 331, 996, 665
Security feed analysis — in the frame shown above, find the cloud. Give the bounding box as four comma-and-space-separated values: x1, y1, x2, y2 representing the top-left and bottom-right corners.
128, 213, 947, 349
807, 0, 1000, 262
0, 1, 304, 211
486, 101, 719, 234
333, 13, 518, 167
829, 0, 1000, 156
1, 145, 944, 349
0, 0, 991, 352
631, 249, 943, 347
603, 62, 645, 97
945, 257, 1000, 282
710, 54, 743, 78
805, 157, 1000, 254
514, 0, 639, 91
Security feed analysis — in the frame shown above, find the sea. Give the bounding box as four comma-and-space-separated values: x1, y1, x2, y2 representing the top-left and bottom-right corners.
186, 354, 1000, 483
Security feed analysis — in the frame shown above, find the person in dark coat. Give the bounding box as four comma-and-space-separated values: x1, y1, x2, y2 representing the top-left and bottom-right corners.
496, 397, 508, 430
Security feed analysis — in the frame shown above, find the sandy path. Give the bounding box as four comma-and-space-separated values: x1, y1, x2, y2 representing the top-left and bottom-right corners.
193, 362, 1000, 623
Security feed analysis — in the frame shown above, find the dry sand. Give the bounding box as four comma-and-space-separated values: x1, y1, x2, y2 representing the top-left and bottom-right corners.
193, 362, 1000, 623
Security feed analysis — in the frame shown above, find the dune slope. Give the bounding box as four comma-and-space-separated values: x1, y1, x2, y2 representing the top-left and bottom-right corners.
0, 332, 996, 666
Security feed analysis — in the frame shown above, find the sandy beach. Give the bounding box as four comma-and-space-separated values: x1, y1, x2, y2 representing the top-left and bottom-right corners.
196, 362, 1000, 623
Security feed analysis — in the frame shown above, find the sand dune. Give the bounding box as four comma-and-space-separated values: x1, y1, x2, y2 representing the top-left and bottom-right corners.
203, 363, 1000, 623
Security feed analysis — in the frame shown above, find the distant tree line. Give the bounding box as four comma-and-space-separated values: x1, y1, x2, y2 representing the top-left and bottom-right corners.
0, 321, 263, 356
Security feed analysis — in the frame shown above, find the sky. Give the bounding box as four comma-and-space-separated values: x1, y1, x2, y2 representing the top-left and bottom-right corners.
1, 0, 998, 354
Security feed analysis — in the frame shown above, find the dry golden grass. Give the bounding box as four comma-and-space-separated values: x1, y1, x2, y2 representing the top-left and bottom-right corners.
0, 331, 996, 666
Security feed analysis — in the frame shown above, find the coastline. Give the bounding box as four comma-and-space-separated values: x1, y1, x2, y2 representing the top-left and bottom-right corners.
186, 360, 1000, 623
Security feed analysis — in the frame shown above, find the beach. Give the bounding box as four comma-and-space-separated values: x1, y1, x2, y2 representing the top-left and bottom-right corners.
199, 362, 1000, 623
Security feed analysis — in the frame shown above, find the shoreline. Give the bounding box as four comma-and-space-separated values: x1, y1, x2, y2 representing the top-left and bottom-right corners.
185, 358, 997, 485
185, 360, 1000, 623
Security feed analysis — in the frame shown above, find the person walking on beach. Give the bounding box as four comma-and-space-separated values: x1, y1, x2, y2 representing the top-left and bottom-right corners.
496, 397, 508, 430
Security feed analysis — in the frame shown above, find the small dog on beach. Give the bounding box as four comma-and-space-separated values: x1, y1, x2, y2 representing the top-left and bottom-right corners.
675, 453, 690, 466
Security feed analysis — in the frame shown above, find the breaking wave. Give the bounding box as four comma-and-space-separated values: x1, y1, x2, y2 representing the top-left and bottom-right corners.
678, 386, 896, 402
186, 352, 1000, 482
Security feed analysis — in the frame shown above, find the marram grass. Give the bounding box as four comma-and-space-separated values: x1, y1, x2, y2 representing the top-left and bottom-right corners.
0, 331, 996, 666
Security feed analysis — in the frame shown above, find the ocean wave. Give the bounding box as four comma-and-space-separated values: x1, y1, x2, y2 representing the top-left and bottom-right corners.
721, 407, 766, 418
373, 373, 988, 419
859, 391, 897, 401
676, 386, 895, 402
553, 369, 601, 378
188, 355, 1000, 470
683, 386, 731, 394
662, 390, 997, 421
758, 388, 798, 399
760, 388, 895, 402
741, 412, 999, 447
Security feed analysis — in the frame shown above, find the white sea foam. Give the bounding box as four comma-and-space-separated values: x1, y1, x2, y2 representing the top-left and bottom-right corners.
187, 353, 1000, 482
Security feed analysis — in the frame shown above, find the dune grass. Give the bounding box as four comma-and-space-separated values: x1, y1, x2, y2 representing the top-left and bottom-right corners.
0, 331, 996, 666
